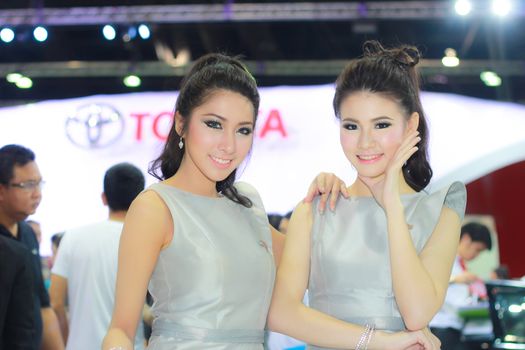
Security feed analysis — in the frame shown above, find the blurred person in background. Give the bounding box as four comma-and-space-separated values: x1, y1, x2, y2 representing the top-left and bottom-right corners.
430, 222, 492, 349
278, 211, 292, 234
0, 234, 37, 349
50, 232, 64, 267
27, 220, 42, 244
50, 162, 146, 350
0, 144, 64, 350
490, 265, 509, 280
267, 214, 283, 231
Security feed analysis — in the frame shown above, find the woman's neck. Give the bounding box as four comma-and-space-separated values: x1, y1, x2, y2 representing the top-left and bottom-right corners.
348, 174, 417, 197
164, 158, 219, 198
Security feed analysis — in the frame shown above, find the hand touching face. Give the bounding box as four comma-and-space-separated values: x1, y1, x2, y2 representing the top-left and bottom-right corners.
339, 91, 417, 181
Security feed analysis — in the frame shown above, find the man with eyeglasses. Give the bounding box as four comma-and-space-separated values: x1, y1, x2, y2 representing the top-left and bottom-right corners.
0, 144, 64, 350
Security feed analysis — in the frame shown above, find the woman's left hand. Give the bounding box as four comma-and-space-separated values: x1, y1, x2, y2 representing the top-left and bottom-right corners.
303, 172, 349, 212
359, 130, 420, 210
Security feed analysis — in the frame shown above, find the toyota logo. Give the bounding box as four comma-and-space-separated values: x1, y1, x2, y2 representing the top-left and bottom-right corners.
65, 103, 125, 148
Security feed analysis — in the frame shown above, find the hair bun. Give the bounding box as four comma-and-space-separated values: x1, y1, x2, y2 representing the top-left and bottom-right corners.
361, 40, 420, 68
362, 40, 386, 57
399, 47, 420, 67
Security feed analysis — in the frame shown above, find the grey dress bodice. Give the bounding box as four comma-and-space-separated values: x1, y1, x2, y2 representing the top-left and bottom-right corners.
146, 182, 275, 350
307, 182, 466, 350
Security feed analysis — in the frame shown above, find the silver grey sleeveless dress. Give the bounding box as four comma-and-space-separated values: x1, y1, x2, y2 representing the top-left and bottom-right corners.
307, 182, 467, 350
145, 182, 275, 350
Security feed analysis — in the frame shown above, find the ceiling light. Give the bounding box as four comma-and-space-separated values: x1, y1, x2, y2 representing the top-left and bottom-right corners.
480, 71, 502, 87
492, 0, 512, 16
15, 77, 33, 89
138, 24, 150, 40
455, 0, 472, 16
6, 73, 23, 83
33, 26, 48, 42
0, 28, 15, 43
442, 48, 460, 67
123, 75, 141, 87
102, 25, 116, 40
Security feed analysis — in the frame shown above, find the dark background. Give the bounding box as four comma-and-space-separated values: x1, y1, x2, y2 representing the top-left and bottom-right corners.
1, 0, 524, 105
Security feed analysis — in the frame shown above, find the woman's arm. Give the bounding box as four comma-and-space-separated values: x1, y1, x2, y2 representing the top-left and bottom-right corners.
386, 202, 461, 330
102, 191, 172, 349
268, 203, 437, 349
270, 228, 285, 267
358, 130, 461, 329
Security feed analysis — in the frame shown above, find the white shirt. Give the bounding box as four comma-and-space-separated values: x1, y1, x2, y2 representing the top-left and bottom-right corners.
52, 220, 145, 350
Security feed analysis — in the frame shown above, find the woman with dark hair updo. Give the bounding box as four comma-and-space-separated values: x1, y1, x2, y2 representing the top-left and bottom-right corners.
269, 41, 467, 349
102, 52, 439, 350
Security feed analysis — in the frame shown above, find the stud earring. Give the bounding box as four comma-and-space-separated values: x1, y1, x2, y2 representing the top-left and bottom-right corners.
178, 137, 184, 149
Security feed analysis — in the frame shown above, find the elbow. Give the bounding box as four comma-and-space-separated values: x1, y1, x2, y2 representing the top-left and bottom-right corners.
404, 318, 429, 331
50, 298, 65, 313
267, 295, 298, 334
402, 310, 434, 331
400, 293, 444, 331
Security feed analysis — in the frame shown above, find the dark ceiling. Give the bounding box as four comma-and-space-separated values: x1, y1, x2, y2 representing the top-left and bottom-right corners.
1, 0, 524, 106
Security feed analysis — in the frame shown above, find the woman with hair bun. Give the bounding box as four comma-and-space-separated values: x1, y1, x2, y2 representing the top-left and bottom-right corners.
269, 41, 466, 349
103, 52, 440, 350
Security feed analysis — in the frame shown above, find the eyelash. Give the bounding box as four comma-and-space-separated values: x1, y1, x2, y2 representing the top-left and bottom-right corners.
204, 120, 253, 136
238, 127, 253, 136
204, 120, 221, 129
342, 123, 357, 130
342, 122, 391, 130
375, 122, 391, 129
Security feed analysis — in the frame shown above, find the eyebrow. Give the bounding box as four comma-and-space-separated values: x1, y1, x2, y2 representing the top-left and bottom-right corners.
341, 116, 394, 123
202, 113, 254, 126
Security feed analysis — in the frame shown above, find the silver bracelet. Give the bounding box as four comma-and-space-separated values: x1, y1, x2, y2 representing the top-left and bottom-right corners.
355, 324, 371, 350
364, 324, 375, 350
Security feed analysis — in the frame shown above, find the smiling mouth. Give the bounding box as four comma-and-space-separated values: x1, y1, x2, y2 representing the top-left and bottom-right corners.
210, 155, 233, 168
357, 154, 383, 163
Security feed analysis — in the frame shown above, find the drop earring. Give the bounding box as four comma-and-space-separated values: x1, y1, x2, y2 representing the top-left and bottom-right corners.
178, 137, 184, 149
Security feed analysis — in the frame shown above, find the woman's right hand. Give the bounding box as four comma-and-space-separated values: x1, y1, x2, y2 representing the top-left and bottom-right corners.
382, 328, 441, 350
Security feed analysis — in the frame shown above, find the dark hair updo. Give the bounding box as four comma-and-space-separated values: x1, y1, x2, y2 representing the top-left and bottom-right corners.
333, 40, 432, 192
149, 53, 260, 207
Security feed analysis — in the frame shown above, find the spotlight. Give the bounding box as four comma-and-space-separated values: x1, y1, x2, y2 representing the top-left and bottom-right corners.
492, 0, 511, 16
33, 26, 48, 42
123, 75, 141, 87
6, 73, 23, 83
138, 24, 151, 40
480, 71, 502, 87
15, 77, 33, 89
455, 0, 472, 16
103, 25, 116, 40
442, 48, 460, 67
0, 28, 15, 43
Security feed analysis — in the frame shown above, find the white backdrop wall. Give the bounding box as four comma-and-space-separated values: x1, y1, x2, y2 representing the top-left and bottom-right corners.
1, 85, 525, 255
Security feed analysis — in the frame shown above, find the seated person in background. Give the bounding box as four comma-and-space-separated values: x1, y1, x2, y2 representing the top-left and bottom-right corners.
490, 265, 509, 280
430, 222, 492, 350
